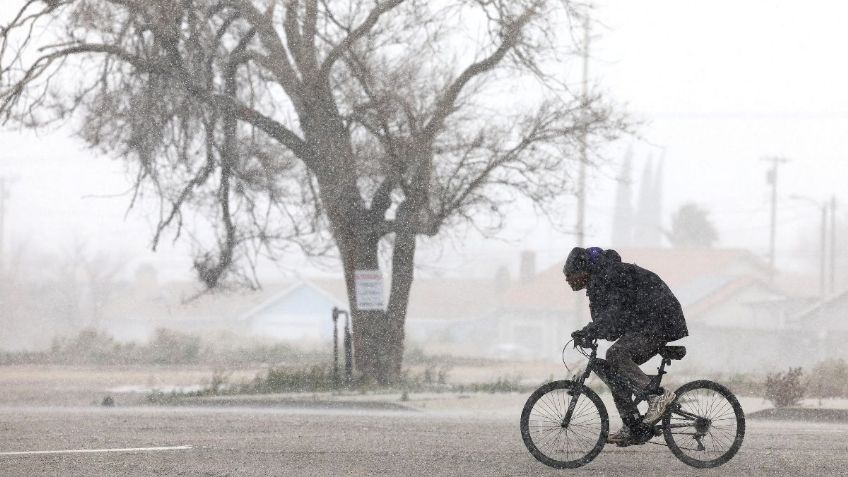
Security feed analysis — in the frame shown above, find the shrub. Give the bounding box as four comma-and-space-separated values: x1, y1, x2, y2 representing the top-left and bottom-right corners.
254, 365, 336, 393
1, 328, 323, 366
398, 364, 452, 391
453, 376, 532, 394
49, 328, 138, 365
805, 359, 848, 399
765, 367, 804, 408
148, 329, 200, 364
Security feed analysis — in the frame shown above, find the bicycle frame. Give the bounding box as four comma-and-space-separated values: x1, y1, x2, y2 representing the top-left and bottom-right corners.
562, 340, 711, 448
563, 341, 673, 430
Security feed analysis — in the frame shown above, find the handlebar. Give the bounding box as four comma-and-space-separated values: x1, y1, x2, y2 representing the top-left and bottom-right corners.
572, 337, 598, 350
562, 337, 598, 370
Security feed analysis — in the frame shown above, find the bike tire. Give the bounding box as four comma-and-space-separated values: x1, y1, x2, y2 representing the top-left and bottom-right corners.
662, 379, 745, 468
520, 380, 609, 469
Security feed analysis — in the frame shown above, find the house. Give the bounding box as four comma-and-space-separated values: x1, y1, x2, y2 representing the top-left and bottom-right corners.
785, 289, 848, 364
236, 279, 345, 342
98, 267, 294, 342
96, 270, 503, 355
495, 248, 810, 371
92, 247, 824, 372
235, 277, 503, 356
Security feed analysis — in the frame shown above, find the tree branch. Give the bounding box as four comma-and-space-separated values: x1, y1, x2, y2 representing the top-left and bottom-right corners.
318, 0, 405, 80
221, 0, 306, 109
367, 178, 395, 224
420, 7, 536, 142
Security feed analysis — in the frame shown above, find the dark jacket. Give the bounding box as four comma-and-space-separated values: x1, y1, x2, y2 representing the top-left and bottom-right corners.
582, 249, 688, 342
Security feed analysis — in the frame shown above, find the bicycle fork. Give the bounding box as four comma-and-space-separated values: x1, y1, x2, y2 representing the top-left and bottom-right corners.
561, 367, 593, 428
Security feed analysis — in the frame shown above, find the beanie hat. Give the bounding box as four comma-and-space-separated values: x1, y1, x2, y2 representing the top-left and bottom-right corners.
563, 246, 605, 276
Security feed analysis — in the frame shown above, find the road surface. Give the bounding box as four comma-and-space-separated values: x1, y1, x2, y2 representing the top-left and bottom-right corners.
1, 406, 846, 476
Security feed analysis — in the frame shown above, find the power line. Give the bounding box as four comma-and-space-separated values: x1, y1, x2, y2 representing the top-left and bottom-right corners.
638, 111, 848, 120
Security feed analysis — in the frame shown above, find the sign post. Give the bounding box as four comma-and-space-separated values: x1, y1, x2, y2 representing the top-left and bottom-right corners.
344, 313, 353, 385
331, 307, 353, 387
331, 307, 340, 388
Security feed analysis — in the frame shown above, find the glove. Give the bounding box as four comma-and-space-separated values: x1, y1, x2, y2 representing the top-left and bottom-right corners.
571, 329, 592, 348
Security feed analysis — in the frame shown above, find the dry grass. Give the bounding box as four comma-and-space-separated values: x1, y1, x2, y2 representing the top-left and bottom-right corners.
0, 365, 264, 407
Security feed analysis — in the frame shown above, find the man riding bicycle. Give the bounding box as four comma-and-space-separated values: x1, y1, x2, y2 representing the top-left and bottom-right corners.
564, 247, 688, 445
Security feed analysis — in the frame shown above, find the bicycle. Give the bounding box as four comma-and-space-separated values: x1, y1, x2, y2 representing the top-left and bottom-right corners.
519, 338, 745, 469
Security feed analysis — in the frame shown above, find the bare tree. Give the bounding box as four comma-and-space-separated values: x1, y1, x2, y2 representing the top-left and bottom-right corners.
0, 0, 626, 382
40, 242, 126, 330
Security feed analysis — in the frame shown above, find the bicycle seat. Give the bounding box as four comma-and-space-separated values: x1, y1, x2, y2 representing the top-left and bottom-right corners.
659, 346, 686, 360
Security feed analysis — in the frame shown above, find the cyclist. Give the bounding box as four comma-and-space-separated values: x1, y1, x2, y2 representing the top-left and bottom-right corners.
564, 247, 688, 445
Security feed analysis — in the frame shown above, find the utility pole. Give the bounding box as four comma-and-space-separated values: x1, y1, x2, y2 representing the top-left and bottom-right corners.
831, 196, 837, 293
576, 15, 590, 248
792, 194, 828, 299
763, 157, 789, 281
0, 177, 8, 275
820, 203, 827, 298
572, 14, 590, 336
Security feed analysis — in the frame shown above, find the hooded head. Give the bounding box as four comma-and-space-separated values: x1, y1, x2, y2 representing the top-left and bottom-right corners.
563, 246, 606, 291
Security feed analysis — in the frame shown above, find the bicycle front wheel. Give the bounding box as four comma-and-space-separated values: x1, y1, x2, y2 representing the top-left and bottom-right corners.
662, 380, 745, 468
520, 380, 608, 469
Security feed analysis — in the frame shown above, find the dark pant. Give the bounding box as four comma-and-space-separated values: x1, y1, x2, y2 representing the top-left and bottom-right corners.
595, 332, 666, 428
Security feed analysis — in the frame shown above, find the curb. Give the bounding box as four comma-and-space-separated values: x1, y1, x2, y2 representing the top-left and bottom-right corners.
748, 407, 848, 423
160, 395, 415, 411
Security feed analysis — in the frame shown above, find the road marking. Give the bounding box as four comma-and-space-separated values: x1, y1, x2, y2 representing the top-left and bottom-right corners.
0, 446, 192, 456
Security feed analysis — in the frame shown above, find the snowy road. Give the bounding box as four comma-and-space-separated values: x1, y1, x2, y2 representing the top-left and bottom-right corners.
1, 406, 846, 476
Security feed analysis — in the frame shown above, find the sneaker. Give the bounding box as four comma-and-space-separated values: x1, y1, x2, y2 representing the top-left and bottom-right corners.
606, 426, 632, 445
642, 389, 676, 424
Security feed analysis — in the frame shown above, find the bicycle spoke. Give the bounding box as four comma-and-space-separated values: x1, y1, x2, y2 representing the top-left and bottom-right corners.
665, 384, 743, 465
537, 397, 562, 421
523, 383, 606, 466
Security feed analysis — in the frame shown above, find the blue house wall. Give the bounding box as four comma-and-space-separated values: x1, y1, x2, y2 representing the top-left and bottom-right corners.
246, 284, 339, 341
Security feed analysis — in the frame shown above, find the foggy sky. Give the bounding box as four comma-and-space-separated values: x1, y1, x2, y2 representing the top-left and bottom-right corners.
1, 0, 846, 282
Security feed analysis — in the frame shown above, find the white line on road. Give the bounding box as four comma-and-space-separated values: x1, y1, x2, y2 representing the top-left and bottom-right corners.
0, 445, 193, 456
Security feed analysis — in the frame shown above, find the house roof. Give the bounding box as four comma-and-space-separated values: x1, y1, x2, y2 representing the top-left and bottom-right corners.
236, 278, 347, 322
500, 247, 778, 318
101, 247, 793, 328
122, 275, 503, 325
307, 277, 501, 321
770, 271, 826, 300
793, 287, 848, 323
101, 280, 294, 325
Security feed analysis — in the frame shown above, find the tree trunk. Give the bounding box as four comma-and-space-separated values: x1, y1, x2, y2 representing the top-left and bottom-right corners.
338, 228, 416, 385
339, 233, 390, 384
306, 103, 417, 384
385, 230, 417, 380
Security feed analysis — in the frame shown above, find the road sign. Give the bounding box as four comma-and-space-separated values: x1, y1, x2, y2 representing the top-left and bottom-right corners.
354, 269, 385, 311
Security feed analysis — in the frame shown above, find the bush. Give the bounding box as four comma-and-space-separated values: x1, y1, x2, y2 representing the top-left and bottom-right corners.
453, 376, 533, 394
149, 329, 200, 364
0, 328, 325, 366
716, 372, 763, 397
48, 328, 139, 365
253, 365, 336, 393
805, 359, 848, 399
765, 367, 804, 408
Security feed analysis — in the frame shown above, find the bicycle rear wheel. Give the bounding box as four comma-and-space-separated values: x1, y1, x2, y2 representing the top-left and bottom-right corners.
520, 380, 608, 469
662, 380, 745, 468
